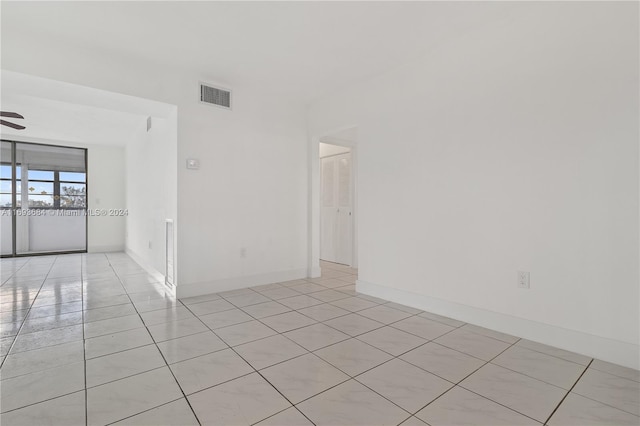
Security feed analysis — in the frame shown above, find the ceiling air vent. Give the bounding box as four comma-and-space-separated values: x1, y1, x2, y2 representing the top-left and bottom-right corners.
200, 82, 231, 110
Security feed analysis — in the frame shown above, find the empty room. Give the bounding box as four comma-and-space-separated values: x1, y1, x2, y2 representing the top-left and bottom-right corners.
0, 1, 638, 425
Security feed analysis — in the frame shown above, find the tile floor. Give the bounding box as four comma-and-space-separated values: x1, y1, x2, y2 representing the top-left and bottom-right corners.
0, 253, 639, 425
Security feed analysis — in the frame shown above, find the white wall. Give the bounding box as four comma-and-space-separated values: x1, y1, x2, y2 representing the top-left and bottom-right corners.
88, 144, 126, 252
177, 96, 308, 296
308, 3, 639, 368
2, 36, 309, 296
125, 115, 177, 280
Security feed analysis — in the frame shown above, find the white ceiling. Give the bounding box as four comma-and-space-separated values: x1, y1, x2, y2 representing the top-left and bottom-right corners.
320, 127, 358, 145
1, 94, 145, 146
1, 1, 526, 104
0, 71, 176, 146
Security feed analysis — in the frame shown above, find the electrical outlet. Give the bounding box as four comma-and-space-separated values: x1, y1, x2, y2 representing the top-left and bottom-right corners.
517, 271, 530, 289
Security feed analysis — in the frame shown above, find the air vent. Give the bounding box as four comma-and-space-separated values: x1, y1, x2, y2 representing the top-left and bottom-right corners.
200, 83, 231, 109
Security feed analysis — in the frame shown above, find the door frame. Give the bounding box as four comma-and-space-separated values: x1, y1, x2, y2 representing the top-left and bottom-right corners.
0, 139, 89, 258
308, 125, 358, 277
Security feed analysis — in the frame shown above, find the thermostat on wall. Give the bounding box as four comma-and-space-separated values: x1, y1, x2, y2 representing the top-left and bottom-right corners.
186, 159, 200, 170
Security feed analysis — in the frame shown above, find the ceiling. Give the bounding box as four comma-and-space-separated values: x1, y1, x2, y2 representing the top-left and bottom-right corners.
1, 94, 146, 146
320, 127, 358, 145
1, 1, 526, 104
0, 72, 175, 146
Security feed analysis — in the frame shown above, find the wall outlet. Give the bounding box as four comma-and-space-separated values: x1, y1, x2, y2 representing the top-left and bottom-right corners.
517, 271, 530, 289
240, 248, 247, 258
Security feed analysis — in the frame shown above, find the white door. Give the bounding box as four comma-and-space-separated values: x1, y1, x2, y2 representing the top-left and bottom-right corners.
320, 152, 352, 265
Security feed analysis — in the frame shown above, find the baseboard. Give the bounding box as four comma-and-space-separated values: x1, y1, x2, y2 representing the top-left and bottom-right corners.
357, 279, 640, 370
124, 248, 166, 288
177, 268, 308, 299
88, 244, 124, 253
308, 266, 322, 278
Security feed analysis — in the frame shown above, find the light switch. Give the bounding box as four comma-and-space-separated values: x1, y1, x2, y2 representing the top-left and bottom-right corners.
186, 159, 200, 170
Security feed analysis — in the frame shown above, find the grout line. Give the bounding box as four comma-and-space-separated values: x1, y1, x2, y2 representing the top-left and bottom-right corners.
487, 357, 584, 392
446, 343, 546, 424
0, 259, 30, 286
180, 300, 317, 425
4, 256, 631, 426
0, 258, 56, 370
295, 330, 446, 418
179, 280, 351, 426
0, 257, 89, 417
513, 340, 594, 368
544, 359, 594, 425
107, 255, 203, 426
186, 284, 430, 423
83, 333, 150, 361
391, 331, 526, 422
248, 405, 317, 426
0, 388, 86, 415
559, 386, 640, 419
81, 254, 89, 425
103, 397, 185, 425
84, 364, 165, 391
353, 374, 436, 418
586, 364, 640, 383
541, 359, 640, 421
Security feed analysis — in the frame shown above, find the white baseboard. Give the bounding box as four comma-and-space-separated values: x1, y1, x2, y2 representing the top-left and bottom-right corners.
88, 244, 124, 253
177, 268, 308, 299
124, 248, 166, 288
308, 266, 322, 278
357, 279, 640, 370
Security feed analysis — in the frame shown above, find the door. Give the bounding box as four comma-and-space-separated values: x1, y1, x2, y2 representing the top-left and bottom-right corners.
320, 152, 352, 265
1, 141, 87, 257
0, 141, 14, 255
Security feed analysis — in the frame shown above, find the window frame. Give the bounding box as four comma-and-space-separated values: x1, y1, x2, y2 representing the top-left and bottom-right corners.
0, 164, 87, 210
0, 162, 16, 209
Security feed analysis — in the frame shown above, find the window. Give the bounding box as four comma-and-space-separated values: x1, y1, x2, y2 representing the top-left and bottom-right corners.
59, 173, 86, 208
27, 169, 54, 208
0, 164, 86, 209
0, 164, 20, 208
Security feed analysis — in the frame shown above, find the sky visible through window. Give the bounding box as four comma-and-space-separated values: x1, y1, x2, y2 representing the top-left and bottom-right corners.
0, 165, 86, 208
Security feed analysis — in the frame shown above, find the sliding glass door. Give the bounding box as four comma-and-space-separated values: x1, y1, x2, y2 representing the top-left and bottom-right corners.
0, 141, 14, 256
1, 141, 87, 257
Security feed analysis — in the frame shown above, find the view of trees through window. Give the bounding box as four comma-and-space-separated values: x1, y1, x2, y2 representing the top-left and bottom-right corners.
0, 165, 86, 209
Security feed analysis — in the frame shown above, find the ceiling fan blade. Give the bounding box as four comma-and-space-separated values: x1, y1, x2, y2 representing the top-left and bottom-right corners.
0, 120, 26, 130
0, 111, 24, 119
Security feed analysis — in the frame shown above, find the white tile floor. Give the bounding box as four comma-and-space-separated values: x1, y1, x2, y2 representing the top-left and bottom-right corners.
1, 253, 639, 425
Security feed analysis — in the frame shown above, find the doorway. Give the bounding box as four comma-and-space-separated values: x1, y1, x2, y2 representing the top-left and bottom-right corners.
320, 144, 353, 265
1, 140, 88, 257
309, 125, 359, 276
